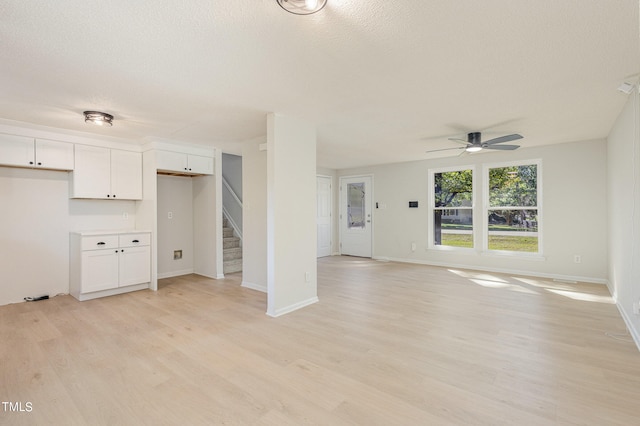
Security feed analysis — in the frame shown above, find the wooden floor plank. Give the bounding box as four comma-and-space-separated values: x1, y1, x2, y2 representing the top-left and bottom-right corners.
1, 256, 640, 425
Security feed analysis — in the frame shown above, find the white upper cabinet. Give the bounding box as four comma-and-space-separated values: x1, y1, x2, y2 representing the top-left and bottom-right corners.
71, 145, 142, 200
0, 134, 74, 170
110, 149, 143, 200
187, 154, 214, 175
156, 150, 213, 175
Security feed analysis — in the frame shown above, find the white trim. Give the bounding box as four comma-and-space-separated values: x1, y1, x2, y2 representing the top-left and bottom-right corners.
157, 269, 194, 279
372, 255, 607, 285
615, 303, 640, 352
242, 281, 267, 293
266, 296, 319, 317
198, 272, 225, 280
483, 159, 543, 254
427, 165, 476, 250
75, 283, 149, 301
222, 206, 243, 242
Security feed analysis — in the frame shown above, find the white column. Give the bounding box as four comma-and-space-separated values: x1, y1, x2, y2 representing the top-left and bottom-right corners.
266, 113, 318, 316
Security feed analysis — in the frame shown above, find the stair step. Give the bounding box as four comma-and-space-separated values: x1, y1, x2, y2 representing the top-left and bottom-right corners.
223, 258, 242, 274
223, 227, 234, 238
223, 237, 240, 249
223, 247, 242, 261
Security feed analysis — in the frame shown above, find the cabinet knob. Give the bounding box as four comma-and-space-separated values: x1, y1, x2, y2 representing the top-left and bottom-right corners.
37, 162, 42, 166
97, 242, 106, 246
132, 239, 139, 243
115, 250, 119, 253
113, 194, 116, 198
107, 194, 110, 197
29, 161, 34, 165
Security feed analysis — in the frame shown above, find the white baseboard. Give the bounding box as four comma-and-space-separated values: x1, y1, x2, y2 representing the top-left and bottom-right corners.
242, 281, 267, 293
373, 256, 608, 285
157, 269, 194, 279
615, 302, 640, 352
266, 296, 319, 318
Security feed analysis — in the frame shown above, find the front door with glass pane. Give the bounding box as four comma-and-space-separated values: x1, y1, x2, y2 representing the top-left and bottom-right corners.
340, 176, 372, 257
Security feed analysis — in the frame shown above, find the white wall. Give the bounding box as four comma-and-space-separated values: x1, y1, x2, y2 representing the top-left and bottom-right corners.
242, 137, 268, 292
0, 167, 136, 305
267, 114, 318, 316
608, 86, 640, 348
157, 175, 194, 278
338, 139, 608, 283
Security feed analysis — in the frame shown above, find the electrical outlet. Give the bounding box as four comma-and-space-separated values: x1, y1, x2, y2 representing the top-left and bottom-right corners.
574, 255, 581, 264
305, 272, 311, 283
168, 212, 173, 219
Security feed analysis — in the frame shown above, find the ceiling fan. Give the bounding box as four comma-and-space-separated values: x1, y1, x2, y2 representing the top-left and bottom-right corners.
426, 132, 523, 154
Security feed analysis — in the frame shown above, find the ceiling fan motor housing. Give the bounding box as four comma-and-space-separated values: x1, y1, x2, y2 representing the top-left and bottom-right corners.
468, 132, 482, 145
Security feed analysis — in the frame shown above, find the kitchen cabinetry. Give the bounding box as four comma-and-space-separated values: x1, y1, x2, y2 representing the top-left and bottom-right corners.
0, 134, 74, 170
156, 150, 213, 175
71, 145, 142, 199
70, 231, 151, 301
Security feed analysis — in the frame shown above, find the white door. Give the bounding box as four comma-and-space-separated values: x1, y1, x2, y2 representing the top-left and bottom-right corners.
81, 250, 119, 293
119, 246, 151, 287
340, 176, 372, 257
317, 176, 332, 258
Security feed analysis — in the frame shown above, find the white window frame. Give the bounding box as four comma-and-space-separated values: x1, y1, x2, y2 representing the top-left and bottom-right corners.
427, 165, 477, 251
482, 159, 543, 257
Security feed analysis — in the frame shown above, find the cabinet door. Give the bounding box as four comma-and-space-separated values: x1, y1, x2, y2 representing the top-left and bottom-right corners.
0, 134, 34, 167
156, 150, 187, 173
110, 149, 142, 200
72, 144, 111, 198
35, 139, 74, 170
118, 245, 150, 287
187, 155, 214, 175
81, 249, 119, 293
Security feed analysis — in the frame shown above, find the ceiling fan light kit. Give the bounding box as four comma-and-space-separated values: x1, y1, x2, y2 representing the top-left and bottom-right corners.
83, 111, 113, 127
426, 131, 523, 155
276, 0, 327, 15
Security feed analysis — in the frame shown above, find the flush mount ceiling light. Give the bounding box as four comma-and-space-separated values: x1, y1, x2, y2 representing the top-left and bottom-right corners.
277, 0, 327, 15
83, 111, 113, 127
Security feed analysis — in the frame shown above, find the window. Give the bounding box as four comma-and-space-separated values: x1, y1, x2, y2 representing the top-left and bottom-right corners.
430, 168, 474, 248
347, 182, 365, 229
486, 162, 540, 253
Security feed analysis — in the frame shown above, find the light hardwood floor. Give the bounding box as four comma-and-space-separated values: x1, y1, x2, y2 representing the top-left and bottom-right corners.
1, 256, 640, 425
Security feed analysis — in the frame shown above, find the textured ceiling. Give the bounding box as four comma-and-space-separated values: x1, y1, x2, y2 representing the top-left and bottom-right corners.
0, 0, 638, 169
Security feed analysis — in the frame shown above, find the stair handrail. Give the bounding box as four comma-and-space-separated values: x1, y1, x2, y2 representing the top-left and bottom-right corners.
222, 176, 243, 208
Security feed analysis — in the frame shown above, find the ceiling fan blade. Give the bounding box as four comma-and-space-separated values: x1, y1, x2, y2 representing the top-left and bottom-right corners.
485, 144, 520, 150
447, 137, 469, 145
483, 134, 523, 145
426, 146, 466, 154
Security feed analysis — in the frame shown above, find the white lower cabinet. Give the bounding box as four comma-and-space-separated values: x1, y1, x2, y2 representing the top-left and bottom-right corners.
70, 231, 151, 301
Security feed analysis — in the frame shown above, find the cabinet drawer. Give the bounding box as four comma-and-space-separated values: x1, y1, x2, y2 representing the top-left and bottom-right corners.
119, 233, 150, 247
81, 235, 119, 251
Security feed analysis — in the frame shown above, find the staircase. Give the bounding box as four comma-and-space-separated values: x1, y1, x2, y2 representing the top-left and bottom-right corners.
223, 217, 242, 274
